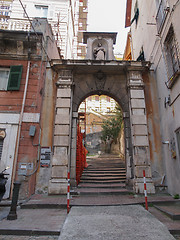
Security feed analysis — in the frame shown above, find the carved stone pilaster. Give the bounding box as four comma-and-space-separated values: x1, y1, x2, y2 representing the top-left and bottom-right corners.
70, 112, 78, 187
48, 70, 73, 195
123, 112, 133, 184
128, 70, 155, 193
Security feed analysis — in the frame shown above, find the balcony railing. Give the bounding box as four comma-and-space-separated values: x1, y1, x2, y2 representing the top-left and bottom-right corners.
156, 0, 170, 34
0, 17, 31, 31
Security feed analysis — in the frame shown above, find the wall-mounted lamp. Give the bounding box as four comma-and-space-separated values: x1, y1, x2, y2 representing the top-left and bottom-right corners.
162, 141, 169, 144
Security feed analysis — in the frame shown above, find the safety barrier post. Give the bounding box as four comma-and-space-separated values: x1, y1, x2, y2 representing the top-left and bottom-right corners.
143, 170, 148, 210
67, 172, 70, 214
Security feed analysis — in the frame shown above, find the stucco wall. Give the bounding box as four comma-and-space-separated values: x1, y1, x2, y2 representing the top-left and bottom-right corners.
129, 0, 180, 194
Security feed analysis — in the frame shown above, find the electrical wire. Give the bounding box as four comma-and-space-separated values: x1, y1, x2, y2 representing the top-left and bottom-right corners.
18, 0, 50, 61
17, 0, 53, 176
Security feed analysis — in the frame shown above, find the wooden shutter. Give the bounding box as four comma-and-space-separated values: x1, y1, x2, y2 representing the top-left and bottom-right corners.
7, 65, 23, 91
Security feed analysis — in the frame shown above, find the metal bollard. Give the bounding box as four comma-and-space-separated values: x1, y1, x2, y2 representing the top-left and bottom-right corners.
67, 172, 70, 214
143, 170, 148, 211
7, 181, 21, 220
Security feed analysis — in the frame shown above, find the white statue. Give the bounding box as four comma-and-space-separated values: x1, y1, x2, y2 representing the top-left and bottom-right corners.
93, 43, 106, 60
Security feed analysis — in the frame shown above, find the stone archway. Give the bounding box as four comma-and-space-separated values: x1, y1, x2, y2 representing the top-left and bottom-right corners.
48, 60, 155, 194
48, 32, 155, 195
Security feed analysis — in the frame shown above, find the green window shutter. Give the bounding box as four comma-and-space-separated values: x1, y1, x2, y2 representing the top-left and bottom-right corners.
131, 8, 139, 25
7, 65, 23, 91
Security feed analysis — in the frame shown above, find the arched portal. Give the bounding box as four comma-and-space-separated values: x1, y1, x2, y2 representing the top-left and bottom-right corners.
77, 94, 125, 184
70, 67, 133, 188
48, 59, 155, 194
78, 94, 124, 156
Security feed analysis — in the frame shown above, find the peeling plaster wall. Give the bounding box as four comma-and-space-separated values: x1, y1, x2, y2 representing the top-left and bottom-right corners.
129, 0, 180, 194
35, 67, 57, 194
143, 72, 164, 186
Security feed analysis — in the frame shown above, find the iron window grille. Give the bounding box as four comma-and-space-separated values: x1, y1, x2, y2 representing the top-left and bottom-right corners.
176, 128, 180, 158
164, 26, 180, 88
156, 0, 170, 34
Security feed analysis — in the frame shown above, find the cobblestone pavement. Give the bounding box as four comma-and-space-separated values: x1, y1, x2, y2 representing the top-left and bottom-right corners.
0, 236, 58, 240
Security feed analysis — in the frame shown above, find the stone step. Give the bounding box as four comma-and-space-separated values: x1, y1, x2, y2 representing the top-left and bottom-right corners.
88, 162, 125, 164
86, 168, 126, 171
80, 179, 126, 184
77, 183, 126, 188
87, 161, 125, 163
79, 156, 127, 192
83, 172, 126, 175
83, 170, 126, 173
154, 202, 180, 220
76, 188, 130, 196
81, 175, 126, 180
81, 174, 126, 178
83, 169, 126, 172
84, 167, 126, 170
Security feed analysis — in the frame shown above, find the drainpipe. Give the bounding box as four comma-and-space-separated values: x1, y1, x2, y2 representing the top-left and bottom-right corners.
11, 60, 31, 197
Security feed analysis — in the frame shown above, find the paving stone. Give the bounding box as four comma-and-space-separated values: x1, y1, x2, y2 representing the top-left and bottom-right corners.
0, 209, 66, 235
0, 236, 58, 240
58, 205, 175, 240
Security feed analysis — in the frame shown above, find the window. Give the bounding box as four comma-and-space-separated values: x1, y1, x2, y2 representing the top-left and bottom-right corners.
156, 0, 169, 34
0, 68, 10, 90
35, 5, 48, 18
106, 97, 110, 102
176, 129, 180, 157
164, 26, 180, 88
95, 96, 99, 101
0, 2, 11, 21
0, 65, 22, 91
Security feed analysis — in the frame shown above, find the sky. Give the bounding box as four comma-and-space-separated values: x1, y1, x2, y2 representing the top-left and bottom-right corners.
87, 0, 129, 57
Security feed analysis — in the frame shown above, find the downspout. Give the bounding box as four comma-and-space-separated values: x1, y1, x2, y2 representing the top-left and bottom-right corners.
11, 60, 31, 197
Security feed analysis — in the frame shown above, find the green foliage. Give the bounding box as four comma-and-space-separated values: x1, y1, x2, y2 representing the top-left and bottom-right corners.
101, 104, 123, 144
173, 194, 180, 199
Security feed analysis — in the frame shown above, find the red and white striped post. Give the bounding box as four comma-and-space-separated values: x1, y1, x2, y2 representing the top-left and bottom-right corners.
67, 172, 70, 214
143, 170, 148, 210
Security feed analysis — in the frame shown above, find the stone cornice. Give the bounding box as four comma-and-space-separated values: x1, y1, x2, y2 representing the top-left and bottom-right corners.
0, 54, 42, 61
50, 59, 151, 72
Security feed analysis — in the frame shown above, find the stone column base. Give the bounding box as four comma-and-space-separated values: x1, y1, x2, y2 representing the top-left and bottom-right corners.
48, 179, 67, 195
70, 179, 77, 188
133, 178, 155, 194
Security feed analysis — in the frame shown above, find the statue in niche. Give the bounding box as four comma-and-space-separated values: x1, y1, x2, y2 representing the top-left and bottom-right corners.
93, 43, 106, 60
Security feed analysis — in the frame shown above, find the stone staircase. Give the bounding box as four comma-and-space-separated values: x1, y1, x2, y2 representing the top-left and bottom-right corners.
76, 155, 130, 195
